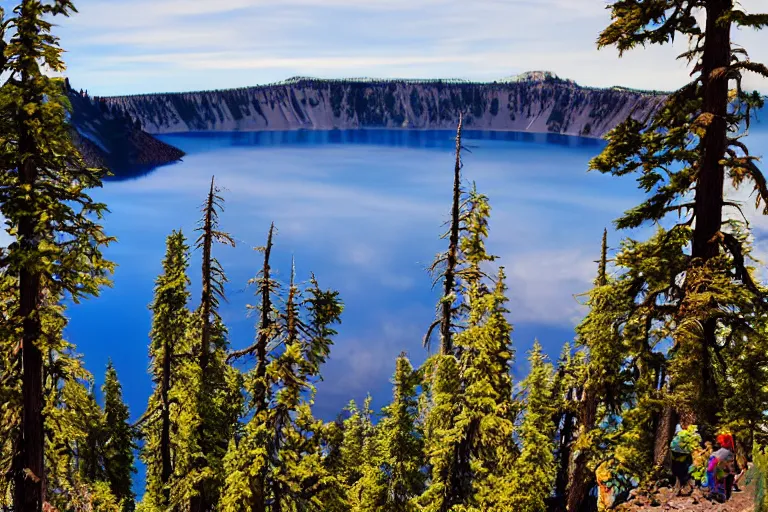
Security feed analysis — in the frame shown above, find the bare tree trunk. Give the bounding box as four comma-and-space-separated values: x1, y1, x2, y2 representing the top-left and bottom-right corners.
254, 223, 275, 416
199, 176, 215, 377
686, 0, 731, 433
440, 114, 463, 356
13, 36, 45, 510
160, 336, 173, 506
567, 386, 597, 512
654, 404, 678, 467
555, 387, 577, 500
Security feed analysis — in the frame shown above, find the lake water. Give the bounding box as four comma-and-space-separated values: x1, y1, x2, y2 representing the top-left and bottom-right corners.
64, 122, 768, 426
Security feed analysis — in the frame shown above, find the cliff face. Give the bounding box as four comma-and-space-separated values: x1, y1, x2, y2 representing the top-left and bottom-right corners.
66, 82, 185, 178
102, 74, 667, 139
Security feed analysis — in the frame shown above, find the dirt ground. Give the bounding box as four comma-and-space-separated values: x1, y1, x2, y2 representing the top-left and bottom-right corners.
615, 472, 758, 512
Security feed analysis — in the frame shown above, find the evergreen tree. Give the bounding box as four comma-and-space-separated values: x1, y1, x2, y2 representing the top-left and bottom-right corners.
551, 343, 586, 503
0, 0, 114, 508
102, 360, 137, 512
503, 341, 556, 512
593, 0, 768, 441
418, 189, 517, 512
220, 246, 344, 512
425, 115, 465, 355
223, 223, 280, 512
376, 355, 425, 512
340, 397, 376, 489
45, 353, 120, 511
567, 230, 623, 512
139, 230, 192, 510
720, 315, 768, 452
188, 175, 239, 512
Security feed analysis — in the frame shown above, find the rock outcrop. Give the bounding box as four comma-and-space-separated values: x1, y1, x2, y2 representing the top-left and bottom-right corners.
100, 72, 667, 139
66, 80, 185, 178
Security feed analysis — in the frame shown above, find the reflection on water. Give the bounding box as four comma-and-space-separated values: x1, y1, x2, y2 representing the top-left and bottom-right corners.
157, 128, 602, 154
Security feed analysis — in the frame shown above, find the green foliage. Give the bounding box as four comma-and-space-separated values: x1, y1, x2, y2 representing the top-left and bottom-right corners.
418, 185, 521, 512
0, 0, 115, 507
592, 0, 768, 436
754, 445, 768, 512
220, 250, 345, 512
139, 230, 195, 510
102, 361, 138, 512
503, 341, 557, 512
670, 425, 701, 455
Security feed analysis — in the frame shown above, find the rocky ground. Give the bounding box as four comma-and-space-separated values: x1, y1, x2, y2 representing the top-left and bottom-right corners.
616, 475, 757, 512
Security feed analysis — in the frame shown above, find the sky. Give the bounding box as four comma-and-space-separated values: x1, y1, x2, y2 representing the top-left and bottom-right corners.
18, 0, 765, 96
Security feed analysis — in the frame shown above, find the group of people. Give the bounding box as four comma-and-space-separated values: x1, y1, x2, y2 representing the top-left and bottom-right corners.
670, 429, 748, 503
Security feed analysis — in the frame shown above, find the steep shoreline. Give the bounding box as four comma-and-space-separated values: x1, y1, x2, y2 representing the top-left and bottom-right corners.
99, 73, 667, 139
68, 72, 670, 177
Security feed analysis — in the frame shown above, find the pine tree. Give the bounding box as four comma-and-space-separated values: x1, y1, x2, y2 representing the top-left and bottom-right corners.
45, 353, 120, 511
102, 360, 137, 512
139, 230, 192, 510
418, 189, 518, 512
503, 340, 556, 512
220, 248, 343, 512
0, 0, 114, 508
567, 230, 621, 512
222, 223, 280, 512
720, 314, 768, 452
593, 0, 768, 440
551, 343, 586, 502
376, 355, 425, 512
425, 115, 465, 355
188, 175, 239, 512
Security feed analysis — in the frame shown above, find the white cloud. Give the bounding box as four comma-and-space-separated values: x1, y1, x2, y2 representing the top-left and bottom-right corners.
51, 0, 768, 95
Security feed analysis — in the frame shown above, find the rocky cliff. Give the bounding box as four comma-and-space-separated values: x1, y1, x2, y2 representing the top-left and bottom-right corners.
100, 72, 667, 139
66, 81, 185, 178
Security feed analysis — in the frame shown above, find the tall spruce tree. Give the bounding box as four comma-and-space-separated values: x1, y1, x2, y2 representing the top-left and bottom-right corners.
503, 340, 557, 512
0, 0, 114, 509
102, 361, 137, 512
377, 355, 425, 512
223, 223, 279, 512
48, 368, 121, 511
418, 188, 518, 512
551, 343, 586, 503
593, 0, 768, 443
221, 246, 343, 512
567, 230, 624, 512
139, 230, 192, 510
188, 175, 239, 512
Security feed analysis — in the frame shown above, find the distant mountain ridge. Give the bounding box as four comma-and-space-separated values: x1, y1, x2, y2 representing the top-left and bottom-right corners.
68, 71, 670, 175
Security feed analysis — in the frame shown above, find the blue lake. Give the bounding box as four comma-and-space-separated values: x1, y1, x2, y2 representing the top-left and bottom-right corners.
66, 128, 651, 417
62, 123, 768, 494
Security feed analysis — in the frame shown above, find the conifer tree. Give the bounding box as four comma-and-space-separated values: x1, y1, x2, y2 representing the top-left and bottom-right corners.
425, 114, 465, 355
139, 230, 192, 510
503, 341, 556, 512
45, 354, 120, 511
220, 245, 343, 512
223, 223, 279, 512
340, 397, 376, 489
593, 0, 768, 440
102, 361, 137, 512
188, 175, 239, 512
0, 0, 114, 508
720, 315, 768, 452
567, 230, 619, 512
377, 355, 425, 511
418, 190, 517, 512
551, 343, 586, 502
